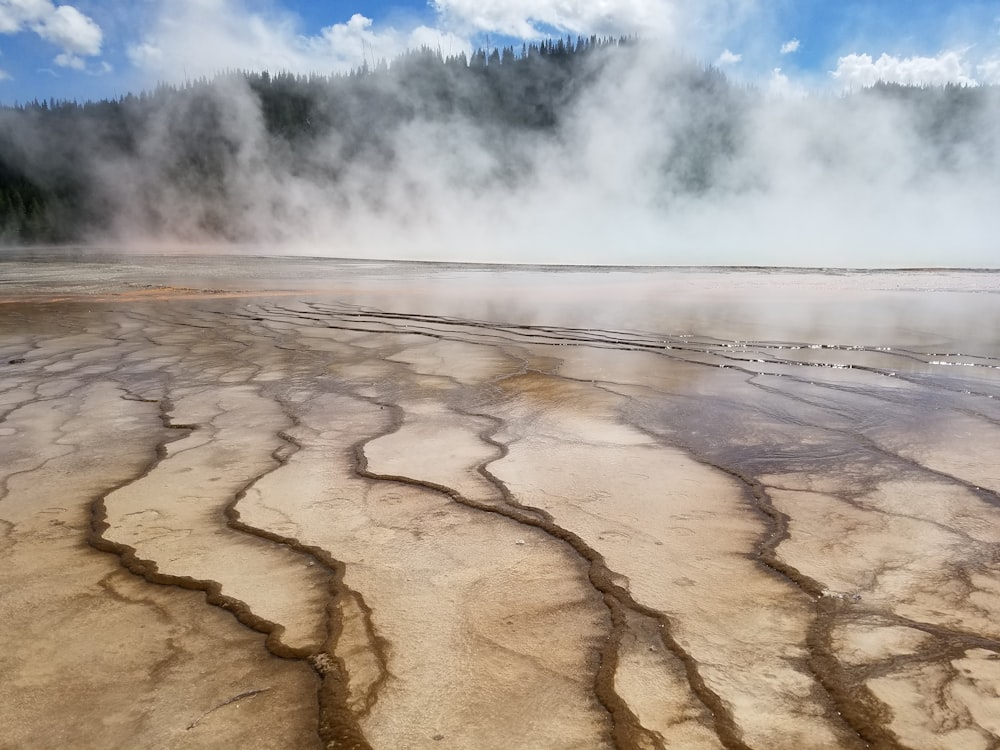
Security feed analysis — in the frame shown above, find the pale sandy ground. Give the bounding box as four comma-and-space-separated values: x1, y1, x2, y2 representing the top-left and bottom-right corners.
2, 252, 1000, 749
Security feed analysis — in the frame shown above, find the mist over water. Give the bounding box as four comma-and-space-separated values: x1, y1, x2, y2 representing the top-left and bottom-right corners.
2, 40, 999, 266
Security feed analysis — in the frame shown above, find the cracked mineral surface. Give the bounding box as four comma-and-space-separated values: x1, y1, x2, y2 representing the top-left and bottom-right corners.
2, 250, 1000, 749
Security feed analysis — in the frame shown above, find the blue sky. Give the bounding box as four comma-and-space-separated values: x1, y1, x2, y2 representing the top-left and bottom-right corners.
1, 0, 999, 105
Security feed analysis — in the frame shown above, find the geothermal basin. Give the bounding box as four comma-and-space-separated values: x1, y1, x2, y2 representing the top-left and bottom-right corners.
2, 251, 1000, 750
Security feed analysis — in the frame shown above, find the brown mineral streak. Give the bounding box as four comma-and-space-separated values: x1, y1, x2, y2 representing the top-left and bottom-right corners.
350, 400, 663, 750
4, 257, 1000, 750
468, 410, 750, 750
84, 396, 371, 748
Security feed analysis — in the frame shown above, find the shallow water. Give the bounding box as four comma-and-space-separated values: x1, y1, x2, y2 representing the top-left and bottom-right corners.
2, 253, 999, 749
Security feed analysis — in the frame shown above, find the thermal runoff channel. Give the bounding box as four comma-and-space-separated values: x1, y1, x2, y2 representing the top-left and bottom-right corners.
2, 256, 1000, 749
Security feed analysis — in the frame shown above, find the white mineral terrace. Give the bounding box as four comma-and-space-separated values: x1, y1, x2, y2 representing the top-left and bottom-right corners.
2, 253, 999, 749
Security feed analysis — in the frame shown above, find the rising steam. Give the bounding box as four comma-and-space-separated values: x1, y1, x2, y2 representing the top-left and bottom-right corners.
1, 34, 999, 267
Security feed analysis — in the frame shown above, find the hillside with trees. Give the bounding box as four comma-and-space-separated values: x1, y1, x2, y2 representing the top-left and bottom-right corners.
0, 37, 996, 245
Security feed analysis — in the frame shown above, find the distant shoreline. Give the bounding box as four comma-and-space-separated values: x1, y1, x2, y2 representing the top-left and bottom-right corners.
2, 244, 999, 273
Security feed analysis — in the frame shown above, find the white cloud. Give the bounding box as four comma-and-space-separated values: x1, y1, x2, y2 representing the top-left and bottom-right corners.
780, 38, 799, 55
127, 42, 162, 70
54, 51, 83, 69
832, 51, 978, 88
766, 67, 806, 99
977, 57, 1000, 84
0, 0, 102, 60
716, 48, 741, 66
35, 4, 101, 54
0, 67, 10, 80
313, 14, 467, 69
431, 0, 674, 38
0, 0, 49, 33
128, 2, 471, 81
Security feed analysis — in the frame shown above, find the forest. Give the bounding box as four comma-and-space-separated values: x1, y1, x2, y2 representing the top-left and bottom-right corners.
0, 36, 997, 245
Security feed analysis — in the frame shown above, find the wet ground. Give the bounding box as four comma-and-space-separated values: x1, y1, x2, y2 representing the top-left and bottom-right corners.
2, 251, 999, 749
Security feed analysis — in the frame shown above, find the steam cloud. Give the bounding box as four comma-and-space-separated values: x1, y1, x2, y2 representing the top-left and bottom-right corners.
1, 0, 999, 267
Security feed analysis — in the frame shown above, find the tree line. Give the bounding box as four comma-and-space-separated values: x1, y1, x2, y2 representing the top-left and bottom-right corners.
0, 37, 995, 244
